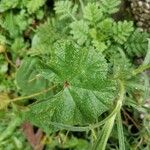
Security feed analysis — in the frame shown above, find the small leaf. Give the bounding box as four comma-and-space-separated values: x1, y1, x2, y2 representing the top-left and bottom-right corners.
70, 20, 89, 45
0, 93, 10, 110
112, 21, 134, 44
0, 44, 6, 53
0, 0, 19, 12
100, 0, 121, 15
143, 39, 150, 65
16, 57, 53, 99
125, 30, 149, 57
92, 40, 107, 52
83, 3, 103, 23
54, 0, 78, 20
0, 11, 29, 38
26, 0, 46, 14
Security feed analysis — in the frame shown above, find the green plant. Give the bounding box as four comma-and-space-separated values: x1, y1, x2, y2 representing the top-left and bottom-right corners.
1, 0, 150, 149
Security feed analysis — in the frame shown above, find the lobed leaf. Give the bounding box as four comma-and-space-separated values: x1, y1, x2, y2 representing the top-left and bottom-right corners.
20, 42, 117, 132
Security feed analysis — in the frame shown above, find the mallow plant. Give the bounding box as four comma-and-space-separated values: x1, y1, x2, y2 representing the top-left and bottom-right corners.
1, 0, 150, 149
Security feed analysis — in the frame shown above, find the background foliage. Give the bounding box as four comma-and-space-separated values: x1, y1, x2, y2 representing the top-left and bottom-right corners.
0, 0, 150, 150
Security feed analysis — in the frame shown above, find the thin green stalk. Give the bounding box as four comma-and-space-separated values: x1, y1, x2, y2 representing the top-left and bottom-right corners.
92, 114, 116, 150
0, 117, 21, 142
92, 80, 125, 150
70, 13, 77, 21
132, 39, 150, 76
117, 111, 125, 150
132, 64, 150, 76
79, 0, 84, 12
10, 85, 56, 102
143, 38, 150, 65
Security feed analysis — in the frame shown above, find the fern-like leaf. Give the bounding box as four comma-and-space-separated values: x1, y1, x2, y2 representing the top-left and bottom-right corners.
70, 20, 89, 45
54, 0, 78, 20
83, 3, 103, 23
125, 30, 149, 57
31, 21, 59, 55
112, 21, 134, 44
92, 40, 108, 52
26, 0, 46, 14
109, 46, 133, 79
0, 0, 19, 12
100, 0, 121, 15
0, 11, 29, 38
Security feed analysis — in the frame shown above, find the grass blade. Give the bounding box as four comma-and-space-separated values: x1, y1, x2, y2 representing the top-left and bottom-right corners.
117, 111, 125, 150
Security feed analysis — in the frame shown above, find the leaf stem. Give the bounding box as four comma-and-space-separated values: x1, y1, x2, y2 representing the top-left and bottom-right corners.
10, 86, 56, 102
79, 0, 84, 12
92, 114, 116, 150
0, 117, 21, 142
70, 13, 77, 21
117, 111, 125, 150
92, 80, 125, 150
4, 52, 17, 69
132, 64, 150, 76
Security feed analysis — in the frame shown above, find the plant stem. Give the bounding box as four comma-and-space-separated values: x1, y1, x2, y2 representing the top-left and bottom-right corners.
92, 80, 125, 150
4, 52, 17, 69
117, 111, 125, 150
0, 117, 21, 142
92, 114, 116, 150
132, 64, 150, 76
10, 86, 56, 102
79, 0, 84, 12
70, 13, 77, 21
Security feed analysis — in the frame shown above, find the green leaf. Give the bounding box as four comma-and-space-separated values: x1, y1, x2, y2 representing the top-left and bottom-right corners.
0, 34, 8, 44
92, 40, 108, 52
54, 0, 78, 20
0, 0, 19, 12
125, 29, 149, 57
110, 47, 133, 79
112, 21, 134, 44
22, 42, 116, 132
97, 18, 113, 34
11, 37, 27, 52
30, 20, 61, 55
26, 0, 46, 14
0, 116, 21, 142
0, 10, 29, 38
83, 3, 103, 23
92, 114, 116, 150
16, 57, 53, 99
100, 0, 121, 15
70, 20, 89, 45
143, 39, 150, 65
117, 112, 125, 150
